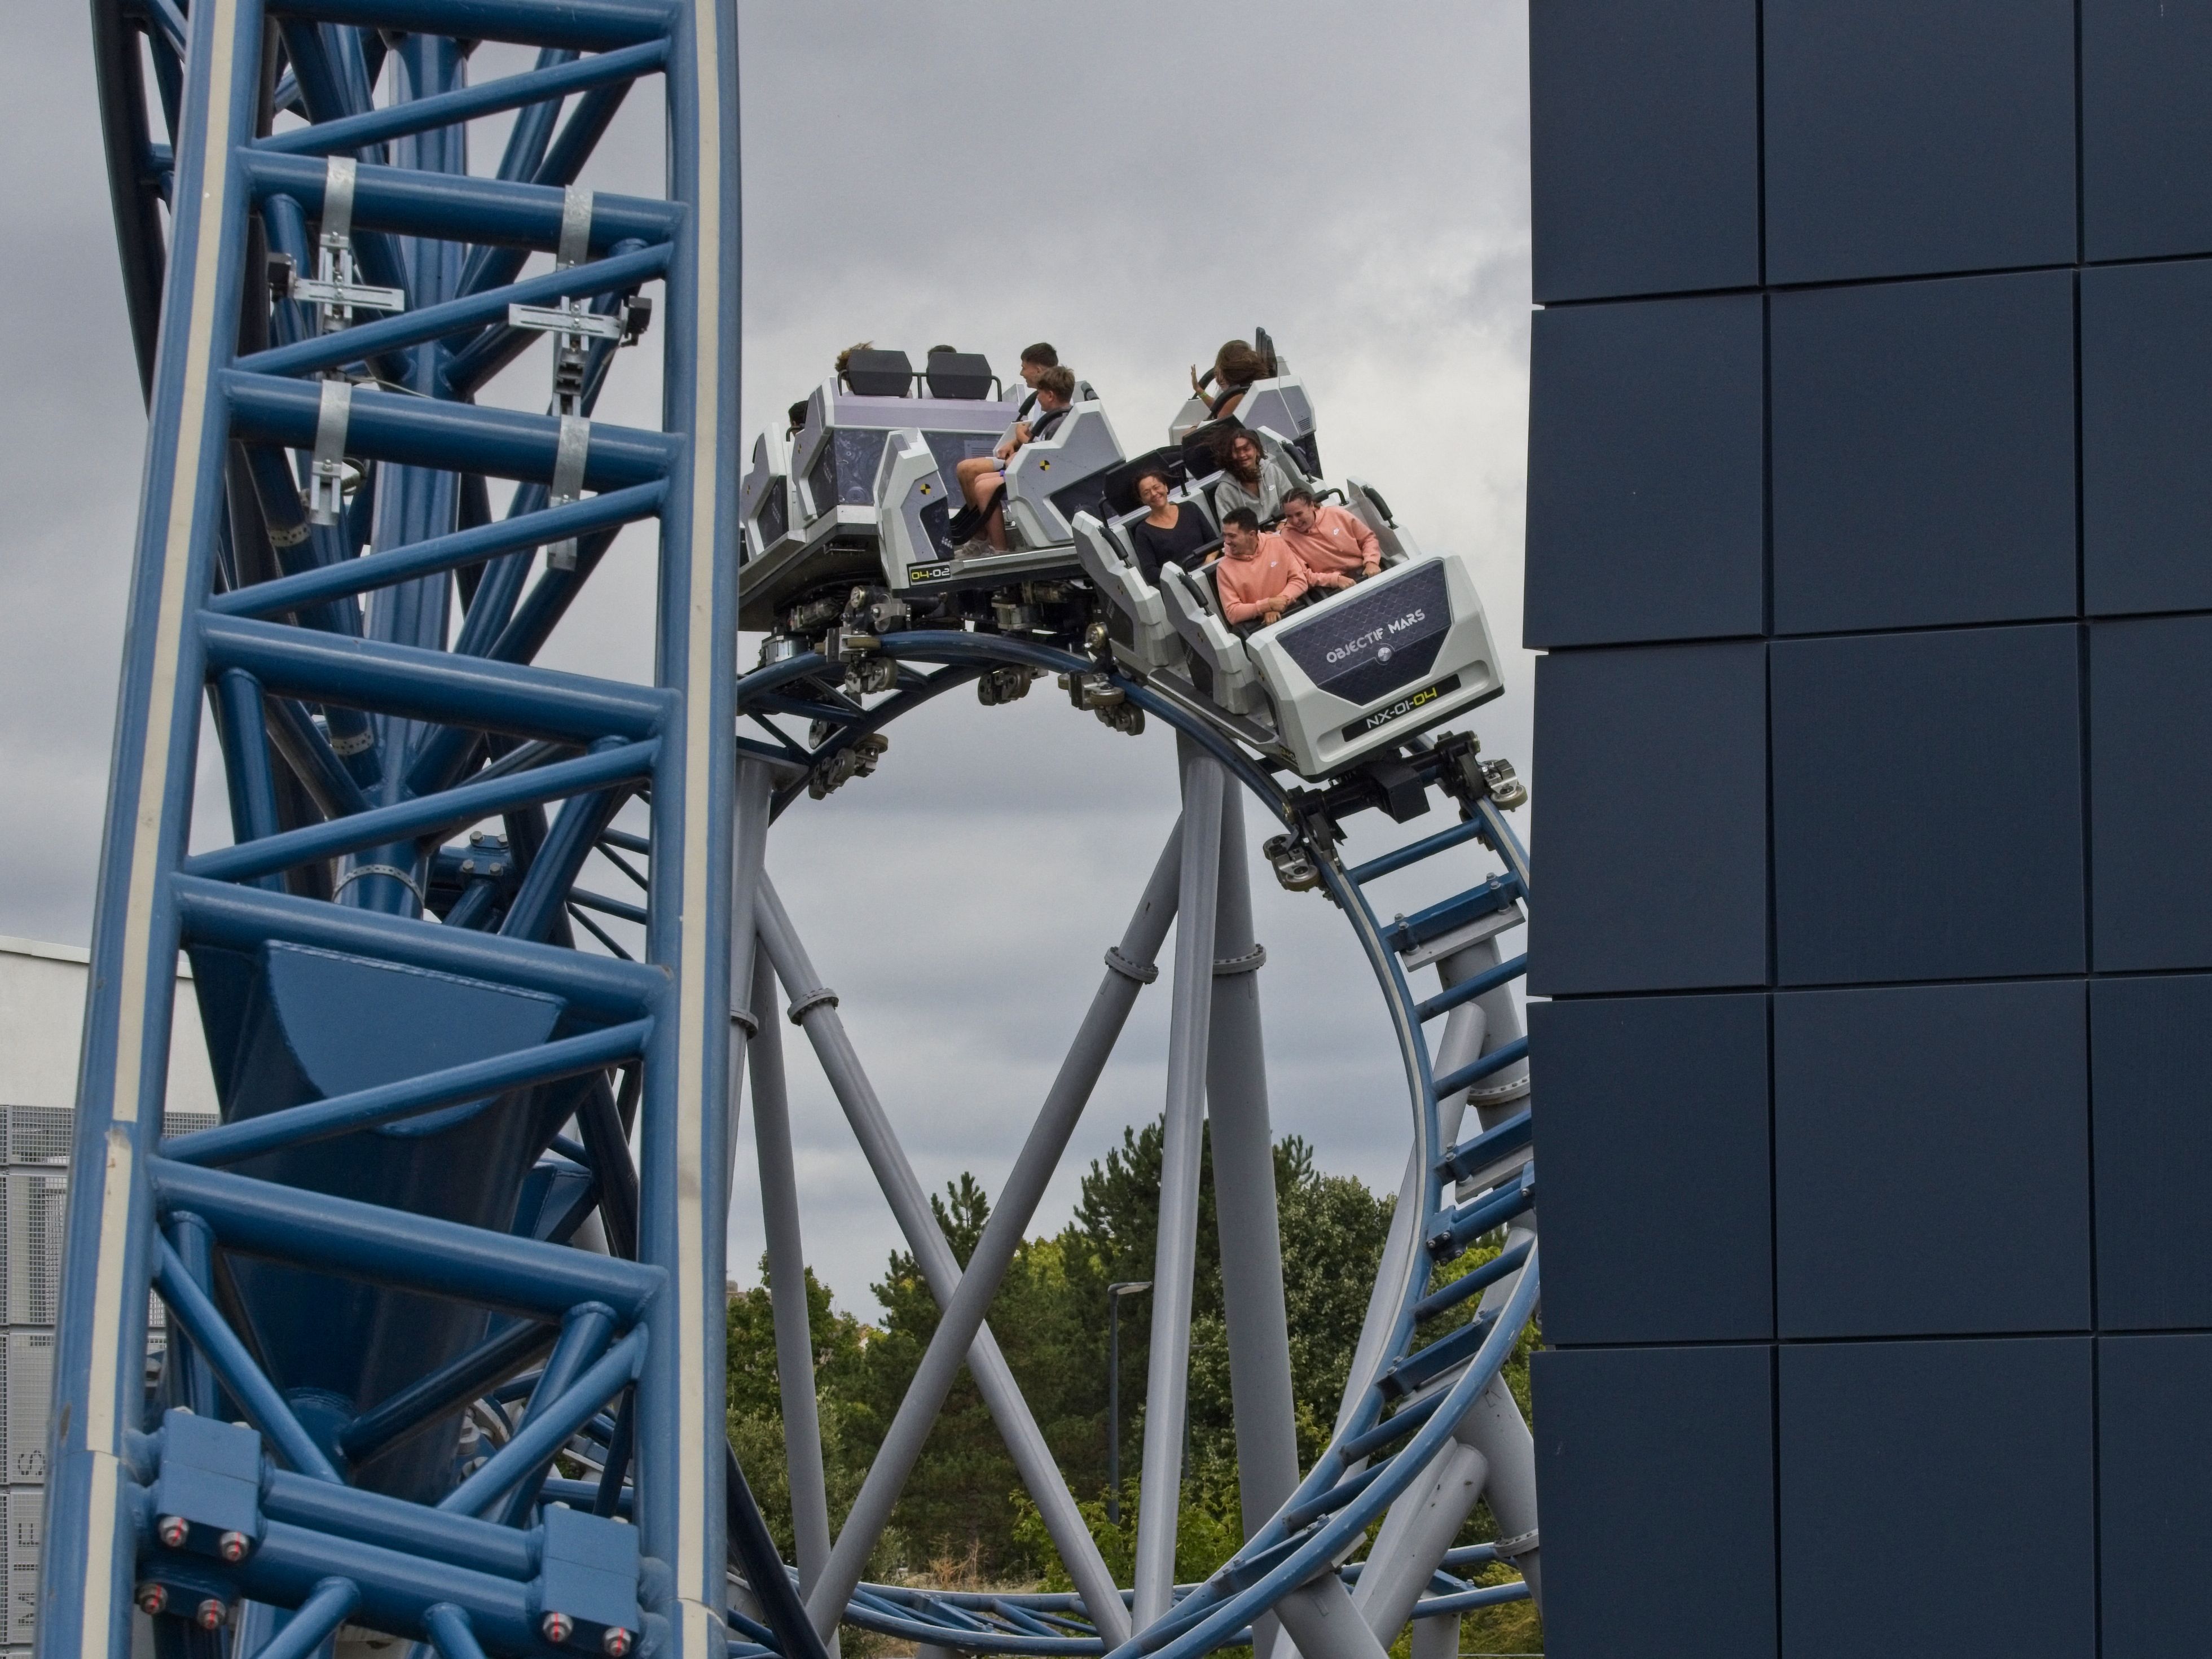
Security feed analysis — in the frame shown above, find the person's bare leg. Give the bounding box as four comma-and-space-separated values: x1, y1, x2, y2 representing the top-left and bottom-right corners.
976, 475, 1009, 548
955, 456, 996, 507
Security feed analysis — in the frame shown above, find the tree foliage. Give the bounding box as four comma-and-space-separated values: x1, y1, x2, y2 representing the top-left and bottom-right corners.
725, 1120, 1541, 1651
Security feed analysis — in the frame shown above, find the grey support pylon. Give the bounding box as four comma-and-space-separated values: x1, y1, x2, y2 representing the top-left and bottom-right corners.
746, 946, 834, 1610
785, 830, 1187, 1647
1132, 748, 1226, 1626
757, 877, 1131, 1641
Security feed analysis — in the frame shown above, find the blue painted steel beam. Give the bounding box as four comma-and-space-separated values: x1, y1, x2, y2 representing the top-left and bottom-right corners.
440, 1328, 644, 1516
149, 1158, 664, 1320
170, 875, 663, 1016
260, 1467, 540, 1580
1413, 952, 1527, 1024
210, 481, 666, 618
222, 373, 679, 488
1433, 1107, 1533, 1187
151, 1240, 343, 1480
235, 244, 669, 379
270, 0, 672, 51
200, 614, 672, 743
1431, 1035, 1530, 1103
162, 1018, 652, 1165
257, 39, 667, 155
241, 149, 680, 250
337, 1319, 558, 1464
1410, 1235, 1532, 1324
183, 738, 657, 883
1344, 817, 1488, 885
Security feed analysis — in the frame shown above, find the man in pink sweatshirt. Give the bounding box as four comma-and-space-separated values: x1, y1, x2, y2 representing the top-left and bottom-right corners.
1213, 507, 1313, 633
1277, 485, 1381, 584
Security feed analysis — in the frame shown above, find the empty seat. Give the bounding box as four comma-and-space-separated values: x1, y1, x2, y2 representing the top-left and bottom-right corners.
842, 349, 913, 397
925, 351, 995, 400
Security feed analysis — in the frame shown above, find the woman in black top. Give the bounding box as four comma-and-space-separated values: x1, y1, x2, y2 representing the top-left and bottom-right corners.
1128, 469, 1215, 587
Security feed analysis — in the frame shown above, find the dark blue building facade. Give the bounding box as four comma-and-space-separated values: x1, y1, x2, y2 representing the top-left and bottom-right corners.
1524, 4, 2212, 1653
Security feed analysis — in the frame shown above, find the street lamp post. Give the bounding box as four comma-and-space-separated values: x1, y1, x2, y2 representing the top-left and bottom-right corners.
1106, 1280, 1152, 1525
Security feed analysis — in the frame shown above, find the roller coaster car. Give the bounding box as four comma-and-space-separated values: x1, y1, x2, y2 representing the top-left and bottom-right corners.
1074, 490, 1501, 779
738, 349, 1018, 630
873, 397, 1129, 598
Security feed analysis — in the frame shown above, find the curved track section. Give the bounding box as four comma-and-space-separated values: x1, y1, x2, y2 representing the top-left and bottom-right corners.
731, 635, 1541, 1659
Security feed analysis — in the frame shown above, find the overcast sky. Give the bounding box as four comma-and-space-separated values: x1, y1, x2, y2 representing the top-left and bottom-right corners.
0, 3, 1534, 1313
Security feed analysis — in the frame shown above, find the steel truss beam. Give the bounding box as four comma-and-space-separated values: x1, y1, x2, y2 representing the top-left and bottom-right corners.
58, 11, 754, 1659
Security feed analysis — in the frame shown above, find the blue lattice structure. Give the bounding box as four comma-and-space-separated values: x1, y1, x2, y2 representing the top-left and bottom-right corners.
55, 5, 750, 1659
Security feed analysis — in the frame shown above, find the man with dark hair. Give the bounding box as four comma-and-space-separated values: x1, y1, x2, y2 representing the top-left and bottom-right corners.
953, 365, 1078, 552
1278, 485, 1379, 586
1013, 343, 1059, 422
1213, 507, 1313, 633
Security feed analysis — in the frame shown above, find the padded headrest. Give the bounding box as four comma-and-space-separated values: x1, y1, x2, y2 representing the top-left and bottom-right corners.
1098, 446, 1189, 517
843, 349, 913, 397
924, 352, 993, 400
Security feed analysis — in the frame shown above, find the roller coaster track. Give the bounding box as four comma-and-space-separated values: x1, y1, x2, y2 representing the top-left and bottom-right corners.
52, 7, 1542, 1659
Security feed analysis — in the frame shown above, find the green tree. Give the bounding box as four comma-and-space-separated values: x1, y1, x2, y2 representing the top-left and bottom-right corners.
725, 1121, 1541, 1655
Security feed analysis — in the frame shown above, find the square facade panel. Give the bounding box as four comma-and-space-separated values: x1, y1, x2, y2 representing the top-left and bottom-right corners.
1525, 295, 1766, 647
1774, 980, 2090, 1339
1780, 1339, 2095, 1659
1764, 0, 2077, 283
2090, 616, 2212, 969
1771, 626, 2086, 986
2100, 1334, 2212, 1653
1529, 0, 1762, 301
1531, 992, 1770, 1345
2083, 0, 2212, 261
1770, 271, 2077, 634
2092, 975, 2212, 1328
1530, 643, 1769, 995
2081, 261, 2212, 616
1534, 1346, 1775, 1659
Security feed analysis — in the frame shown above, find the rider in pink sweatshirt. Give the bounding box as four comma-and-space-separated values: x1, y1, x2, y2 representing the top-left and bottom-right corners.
1213, 508, 1312, 629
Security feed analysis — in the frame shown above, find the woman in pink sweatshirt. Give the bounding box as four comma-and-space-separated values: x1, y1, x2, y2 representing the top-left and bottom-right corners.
1213, 507, 1314, 632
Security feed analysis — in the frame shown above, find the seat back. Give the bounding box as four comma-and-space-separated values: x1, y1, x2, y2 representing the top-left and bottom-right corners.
1002, 400, 1127, 548
1345, 476, 1418, 565
739, 431, 800, 563
1072, 511, 1184, 675
925, 351, 995, 400
1158, 561, 1269, 716
1237, 375, 1321, 477
842, 348, 914, 397
874, 428, 959, 590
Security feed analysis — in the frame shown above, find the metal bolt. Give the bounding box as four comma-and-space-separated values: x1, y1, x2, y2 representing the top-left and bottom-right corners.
195, 1600, 226, 1631
155, 1515, 188, 1549
217, 1530, 250, 1564
541, 1612, 573, 1645
461, 859, 477, 875
135, 1585, 167, 1617
601, 1630, 631, 1658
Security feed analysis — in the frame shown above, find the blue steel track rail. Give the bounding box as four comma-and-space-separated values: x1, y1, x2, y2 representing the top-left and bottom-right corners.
732, 637, 1540, 1659
60, 10, 763, 1659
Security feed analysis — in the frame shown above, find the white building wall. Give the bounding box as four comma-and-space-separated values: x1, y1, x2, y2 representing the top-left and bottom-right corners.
0, 937, 217, 1115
